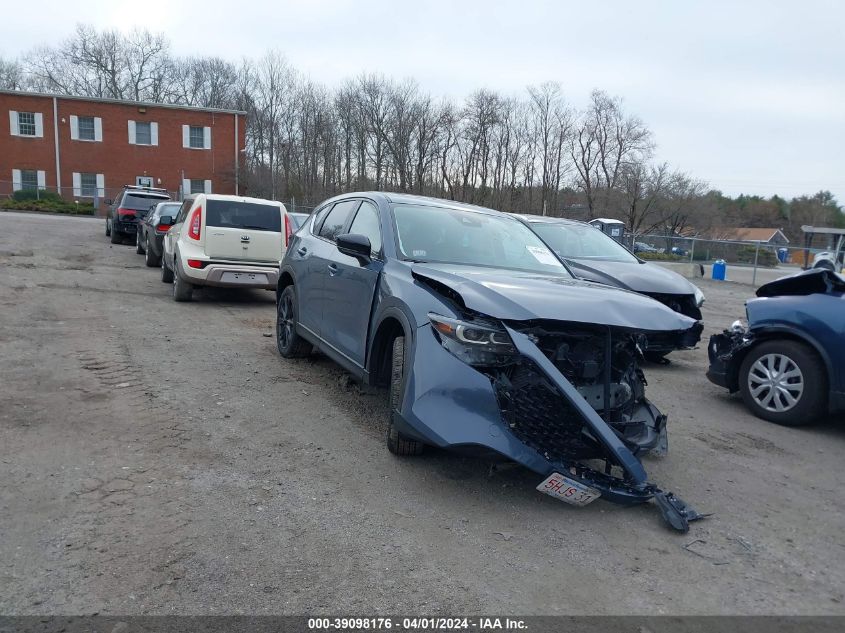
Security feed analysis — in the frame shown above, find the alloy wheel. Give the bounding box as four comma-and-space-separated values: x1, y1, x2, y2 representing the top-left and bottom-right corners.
747, 353, 804, 413
278, 294, 294, 350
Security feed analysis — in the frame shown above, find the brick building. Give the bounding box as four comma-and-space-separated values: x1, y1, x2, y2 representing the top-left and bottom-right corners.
0, 90, 246, 202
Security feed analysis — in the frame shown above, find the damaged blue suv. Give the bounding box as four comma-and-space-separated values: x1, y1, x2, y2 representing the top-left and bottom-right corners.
277, 193, 704, 530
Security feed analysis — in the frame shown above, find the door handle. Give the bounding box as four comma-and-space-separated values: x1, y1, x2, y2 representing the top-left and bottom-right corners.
297, 247, 308, 256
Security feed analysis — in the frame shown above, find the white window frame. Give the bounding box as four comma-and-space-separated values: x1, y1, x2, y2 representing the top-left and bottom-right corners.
11, 169, 46, 191
128, 120, 158, 146
183, 125, 211, 150
183, 178, 212, 196
70, 115, 102, 142
72, 172, 105, 198
9, 110, 43, 137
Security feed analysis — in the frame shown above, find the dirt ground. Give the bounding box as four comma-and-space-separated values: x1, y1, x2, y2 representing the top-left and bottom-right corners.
1, 211, 843, 616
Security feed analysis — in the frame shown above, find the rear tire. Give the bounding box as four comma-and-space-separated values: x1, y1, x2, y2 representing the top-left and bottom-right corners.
386, 336, 424, 456
172, 259, 194, 302
276, 285, 311, 358
161, 254, 174, 283
135, 231, 145, 254
145, 237, 160, 267
110, 227, 122, 244
738, 340, 827, 426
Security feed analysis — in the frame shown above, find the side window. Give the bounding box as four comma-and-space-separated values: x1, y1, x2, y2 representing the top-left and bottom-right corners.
311, 204, 334, 235
175, 199, 193, 223
317, 200, 360, 242
348, 201, 382, 256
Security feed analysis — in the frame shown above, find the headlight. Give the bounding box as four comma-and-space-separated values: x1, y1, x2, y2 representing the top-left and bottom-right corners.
693, 285, 705, 307
730, 319, 747, 333
428, 313, 516, 367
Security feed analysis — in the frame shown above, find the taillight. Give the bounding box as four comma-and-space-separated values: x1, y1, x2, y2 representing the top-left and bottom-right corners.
117, 207, 135, 219
284, 213, 293, 247
187, 259, 204, 269
156, 224, 172, 233
188, 207, 202, 240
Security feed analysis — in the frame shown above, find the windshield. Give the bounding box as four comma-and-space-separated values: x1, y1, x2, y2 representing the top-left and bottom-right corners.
121, 193, 170, 211
392, 204, 569, 275
155, 203, 181, 218
206, 200, 281, 232
531, 222, 639, 263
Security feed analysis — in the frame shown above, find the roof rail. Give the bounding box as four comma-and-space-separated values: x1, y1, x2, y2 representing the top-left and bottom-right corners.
123, 184, 169, 194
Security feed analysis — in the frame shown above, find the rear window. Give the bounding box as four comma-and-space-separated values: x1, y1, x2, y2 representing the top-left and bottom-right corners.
205, 200, 281, 232
121, 193, 170, 211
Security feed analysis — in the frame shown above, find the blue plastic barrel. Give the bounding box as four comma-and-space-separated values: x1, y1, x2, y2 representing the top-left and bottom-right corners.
712, 259, 726, 280
778, 248, 788, 263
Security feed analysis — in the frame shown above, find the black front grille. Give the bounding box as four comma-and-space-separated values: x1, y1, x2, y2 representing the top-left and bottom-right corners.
647, 293, 701, 320
495, 361, 599, 462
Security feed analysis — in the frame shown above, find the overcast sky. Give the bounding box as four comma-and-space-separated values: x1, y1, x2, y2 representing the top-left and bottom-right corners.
5, 0, 844, 202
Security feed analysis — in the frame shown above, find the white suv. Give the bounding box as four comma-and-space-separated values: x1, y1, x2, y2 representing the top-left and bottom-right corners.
161, 194, 292, 301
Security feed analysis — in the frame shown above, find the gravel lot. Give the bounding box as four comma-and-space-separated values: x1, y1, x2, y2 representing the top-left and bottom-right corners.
1, 211, 843, 615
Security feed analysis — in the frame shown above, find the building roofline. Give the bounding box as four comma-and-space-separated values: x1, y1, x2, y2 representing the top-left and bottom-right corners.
0, 89, 247, 116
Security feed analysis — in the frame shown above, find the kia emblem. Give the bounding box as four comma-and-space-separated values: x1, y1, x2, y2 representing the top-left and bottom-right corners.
240, 235, 251, 242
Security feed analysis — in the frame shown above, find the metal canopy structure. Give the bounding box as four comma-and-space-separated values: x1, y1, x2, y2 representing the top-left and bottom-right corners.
801, 225, 845, 270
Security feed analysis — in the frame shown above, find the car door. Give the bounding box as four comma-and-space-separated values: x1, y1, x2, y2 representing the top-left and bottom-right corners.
165, 198, 193, 260
291, 204, 330, 337
298, 200, 361, 343
321, 200, 384, 368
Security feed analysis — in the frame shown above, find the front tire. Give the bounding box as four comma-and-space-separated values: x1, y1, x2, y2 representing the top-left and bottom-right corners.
105, 219, 111, 237
739, 340, 827, 426
386, 335, 424, 456
276, 285, 310, 358
135, 230, 145, 254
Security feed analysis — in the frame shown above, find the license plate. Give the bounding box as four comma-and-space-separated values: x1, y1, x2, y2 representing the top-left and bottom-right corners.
537, 473, 601, 507
220, 272, 268, 284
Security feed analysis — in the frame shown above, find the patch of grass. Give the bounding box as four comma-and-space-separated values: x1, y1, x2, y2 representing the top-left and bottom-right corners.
638, 252, 684, 261
0, 197, 96, 215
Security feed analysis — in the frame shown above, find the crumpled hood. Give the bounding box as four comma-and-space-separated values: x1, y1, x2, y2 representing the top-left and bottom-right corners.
755, 268, 845, 298
564, 258, 697, 295
412, 263, 698, 332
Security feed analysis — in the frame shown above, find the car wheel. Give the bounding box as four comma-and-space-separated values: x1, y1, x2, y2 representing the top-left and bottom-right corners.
172, 259, 194, 302
135, 231, 145, 254
739, 340, 827, 426
161, 254, 174, 283
276, 285, 310, 358
145, 237, 159, 267
105, 219, 111, 237
386, 335, 424, 456
110, 227, 122, 244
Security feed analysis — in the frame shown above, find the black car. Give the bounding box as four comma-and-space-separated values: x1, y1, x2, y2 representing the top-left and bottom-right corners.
136, 201, 181, 267
276, 192, 704, 531
516, 215, 704, 359
105, 185, 171, 244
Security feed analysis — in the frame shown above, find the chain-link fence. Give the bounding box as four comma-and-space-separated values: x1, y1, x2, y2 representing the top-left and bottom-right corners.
626, 233, 841, 286
0, 180, 182, 215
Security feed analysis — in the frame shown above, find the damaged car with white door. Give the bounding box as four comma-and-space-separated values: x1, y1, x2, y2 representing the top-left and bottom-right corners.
276, 193, 705, 531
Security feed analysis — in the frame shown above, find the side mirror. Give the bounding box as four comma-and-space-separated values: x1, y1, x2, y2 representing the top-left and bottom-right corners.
337, 233, 372, 263
158, 216, 173, 226
105, 199, 113, 206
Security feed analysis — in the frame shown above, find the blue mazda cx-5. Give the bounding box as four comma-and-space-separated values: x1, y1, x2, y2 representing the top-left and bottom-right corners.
276, 193, 705, 530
